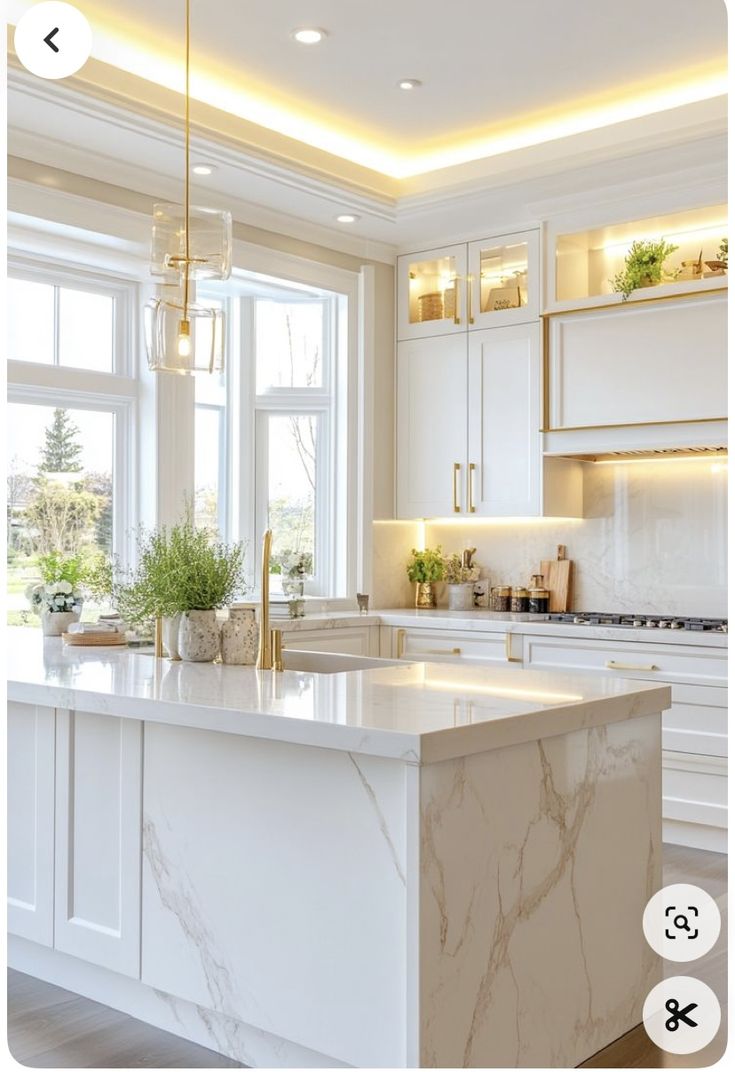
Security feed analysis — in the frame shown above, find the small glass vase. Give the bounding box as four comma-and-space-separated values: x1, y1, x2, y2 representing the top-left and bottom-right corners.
415, 582, 436, 609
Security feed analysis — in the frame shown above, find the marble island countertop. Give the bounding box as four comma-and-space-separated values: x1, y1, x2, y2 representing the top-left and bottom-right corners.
8, 627, 669, 764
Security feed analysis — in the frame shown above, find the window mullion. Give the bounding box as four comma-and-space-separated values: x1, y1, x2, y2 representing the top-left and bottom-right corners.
53, 286, 61, 366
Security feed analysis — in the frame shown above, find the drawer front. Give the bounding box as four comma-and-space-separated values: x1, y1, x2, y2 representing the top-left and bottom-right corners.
662, 751, 727, 830
663, 683, 727, 758
522, 635, 726, 685
396, 627, 517, 666
286, 627, 377, 657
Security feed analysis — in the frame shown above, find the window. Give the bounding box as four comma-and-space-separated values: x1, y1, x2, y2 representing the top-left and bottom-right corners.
7, 267, 128, 374
7, 259, 136, 627
193, 278, 353, 599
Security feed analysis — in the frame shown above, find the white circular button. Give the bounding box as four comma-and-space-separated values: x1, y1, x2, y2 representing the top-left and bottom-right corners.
643, 976, 721, 1055
642, 883, 721, 961
14, 2, 92, 80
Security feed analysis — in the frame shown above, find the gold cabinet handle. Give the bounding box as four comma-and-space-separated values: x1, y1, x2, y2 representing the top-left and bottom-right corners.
453, 277, 461, 325
468, 462, 476, 513
468, 275, 475, 325
505, 633, 522, 663
425, 647, 462, 656
452, 462, 461, 513
605, 660, 659, 672
396, 628, 406, 659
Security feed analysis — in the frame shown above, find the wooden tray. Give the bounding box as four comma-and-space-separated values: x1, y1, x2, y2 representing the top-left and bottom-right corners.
62, 631, 127, 647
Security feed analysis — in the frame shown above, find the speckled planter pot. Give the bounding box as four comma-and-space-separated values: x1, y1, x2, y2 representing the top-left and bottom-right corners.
41, 610, 81, 636
162, 614, 182, 660
178, 609, 220, 663
221, 606, 257, 665
447, 583, 475, 611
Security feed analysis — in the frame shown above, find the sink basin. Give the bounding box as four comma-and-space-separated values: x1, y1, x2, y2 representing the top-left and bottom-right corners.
282, 650, 397, 675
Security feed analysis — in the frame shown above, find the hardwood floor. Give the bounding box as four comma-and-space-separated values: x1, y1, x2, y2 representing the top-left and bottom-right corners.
7, 845, 726, 1068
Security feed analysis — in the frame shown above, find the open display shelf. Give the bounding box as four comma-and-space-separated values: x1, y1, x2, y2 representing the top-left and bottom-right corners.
554, 204, 728, 307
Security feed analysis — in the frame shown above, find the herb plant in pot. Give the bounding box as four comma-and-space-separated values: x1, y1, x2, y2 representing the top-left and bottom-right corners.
114, 525, 187, 658
406, 546, 444, 609
27, 552, 85, 636
611, 238, 678, 300
175, 525, 246, 662
442, 552, 476, 611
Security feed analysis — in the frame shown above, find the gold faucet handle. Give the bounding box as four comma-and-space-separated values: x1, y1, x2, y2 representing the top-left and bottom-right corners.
271, 628, 284, 672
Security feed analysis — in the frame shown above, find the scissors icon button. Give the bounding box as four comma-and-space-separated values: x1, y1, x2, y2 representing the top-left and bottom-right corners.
665, 998, 699, 1032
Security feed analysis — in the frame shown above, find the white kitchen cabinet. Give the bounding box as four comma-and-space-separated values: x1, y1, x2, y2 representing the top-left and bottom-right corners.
7, 702, 56, 946
393, 626, 520, 666
285, 625, 378, 656
54, 710, 143, 977
396, 334, 468, 517
545, 291, 727, 431
396, 243, 468, 340
663, 752, 727, 854
468, 229, 540, 328
468, 324, 542, 516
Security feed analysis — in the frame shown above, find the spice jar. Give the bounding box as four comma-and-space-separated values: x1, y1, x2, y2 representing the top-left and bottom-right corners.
528, 575, 550, 615
490, 585, 511, 612
510, 586, 529, 613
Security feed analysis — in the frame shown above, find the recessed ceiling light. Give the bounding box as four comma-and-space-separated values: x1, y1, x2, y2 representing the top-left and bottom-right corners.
398, 79, 421, 90
292, 28, 326, 44
192, 164, 216, 175
336, 214, 360, 224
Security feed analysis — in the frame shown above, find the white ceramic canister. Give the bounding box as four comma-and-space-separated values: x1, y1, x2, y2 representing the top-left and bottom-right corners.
221, 604, 258, 665
179, 609, 220, 662
41, 609, 81, 636
162, 613, 182, 660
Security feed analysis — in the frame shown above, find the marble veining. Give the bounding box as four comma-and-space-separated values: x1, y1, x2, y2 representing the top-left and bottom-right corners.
419, 716, 661, 1067
348, 752, 406, 886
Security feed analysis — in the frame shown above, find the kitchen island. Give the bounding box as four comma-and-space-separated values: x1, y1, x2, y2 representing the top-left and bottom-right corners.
8, 627, 669, 1068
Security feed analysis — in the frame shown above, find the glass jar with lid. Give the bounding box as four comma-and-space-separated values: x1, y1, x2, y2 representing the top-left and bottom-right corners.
510, 586, 529, 613
490, 585, 512, 612
528, 575, 550, 614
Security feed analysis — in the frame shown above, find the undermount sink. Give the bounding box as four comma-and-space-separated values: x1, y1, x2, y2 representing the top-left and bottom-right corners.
282, 650, 397, 675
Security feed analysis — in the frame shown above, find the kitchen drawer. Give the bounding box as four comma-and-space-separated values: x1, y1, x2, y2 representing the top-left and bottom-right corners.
286, 627, 378, 657
395, 627, 519, 666
663, 683, 728, 758
522, 635, 727, 685
662, 751, 727, 829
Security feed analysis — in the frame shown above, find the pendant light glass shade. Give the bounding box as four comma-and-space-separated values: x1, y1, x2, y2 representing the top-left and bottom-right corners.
151, 203, 233, 282
145, 296, 224, 374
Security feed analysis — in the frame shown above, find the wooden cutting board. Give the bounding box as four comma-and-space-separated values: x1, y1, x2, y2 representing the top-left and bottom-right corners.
539, 545, 573, 612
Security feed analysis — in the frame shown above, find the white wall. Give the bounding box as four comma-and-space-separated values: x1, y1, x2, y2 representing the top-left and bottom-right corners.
373, 460, 727, 617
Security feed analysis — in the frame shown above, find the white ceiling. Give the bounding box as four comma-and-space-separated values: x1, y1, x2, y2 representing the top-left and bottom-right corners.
7, 0, 728, 176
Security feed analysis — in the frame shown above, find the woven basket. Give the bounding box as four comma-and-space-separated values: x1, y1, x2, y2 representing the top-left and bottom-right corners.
418, 291, 444, 322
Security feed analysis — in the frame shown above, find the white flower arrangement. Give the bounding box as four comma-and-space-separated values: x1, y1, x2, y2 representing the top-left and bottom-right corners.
27, 581, 84, 616
279, 550, 313, 580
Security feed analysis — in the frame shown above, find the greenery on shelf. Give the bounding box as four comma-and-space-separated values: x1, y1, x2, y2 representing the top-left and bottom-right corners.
115, 515, 247, 625
611, 238, 679, 300
718, 237, 728, 267
442, 552, 474, 585
406, 546, 444, 584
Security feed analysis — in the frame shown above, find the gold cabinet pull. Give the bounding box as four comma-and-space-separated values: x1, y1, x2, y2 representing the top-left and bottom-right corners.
505, 633, 522, 663
605, 660, 659, 672
425, 647, 462, 656
468, 462, 476, 513
453, 277, 461, 325
468, 275, 475, 325
396, 628, 406, 659
452, 462, 461, 513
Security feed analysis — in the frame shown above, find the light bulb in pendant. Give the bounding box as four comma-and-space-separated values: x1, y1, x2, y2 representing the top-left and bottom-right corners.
177, 319, 192, 358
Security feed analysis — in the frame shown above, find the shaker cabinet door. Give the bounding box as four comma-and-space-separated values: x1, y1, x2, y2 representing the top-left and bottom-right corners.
396, 335, 468, 518
468, 324, 542, 516
397, 244, 468, 340
7, 702, 56, 946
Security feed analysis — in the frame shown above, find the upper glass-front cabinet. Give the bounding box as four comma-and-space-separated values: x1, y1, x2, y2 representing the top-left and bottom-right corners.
397, 231, 539, 340
396, 243, 468, 340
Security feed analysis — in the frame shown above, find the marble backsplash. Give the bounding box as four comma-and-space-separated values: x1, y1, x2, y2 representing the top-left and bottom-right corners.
372, 460, 727, 617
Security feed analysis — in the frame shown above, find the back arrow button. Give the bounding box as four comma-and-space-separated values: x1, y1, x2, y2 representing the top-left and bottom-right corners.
43, 27, 60, 52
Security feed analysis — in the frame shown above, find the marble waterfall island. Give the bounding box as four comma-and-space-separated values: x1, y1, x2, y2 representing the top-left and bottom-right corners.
7, 628, 669, 1068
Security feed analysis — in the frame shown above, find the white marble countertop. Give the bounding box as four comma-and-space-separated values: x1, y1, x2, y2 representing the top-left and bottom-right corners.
278, 608, 728, 647
7, 628, 670, 764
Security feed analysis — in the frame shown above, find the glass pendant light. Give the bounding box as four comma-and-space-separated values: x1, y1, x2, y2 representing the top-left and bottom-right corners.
146, 0, 232, 373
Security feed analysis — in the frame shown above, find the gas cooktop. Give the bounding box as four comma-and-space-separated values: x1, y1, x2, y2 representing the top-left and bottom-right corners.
546, 613, 728, 633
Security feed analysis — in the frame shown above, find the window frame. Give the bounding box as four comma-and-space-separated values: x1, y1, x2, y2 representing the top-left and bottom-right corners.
7, 255, 139, 569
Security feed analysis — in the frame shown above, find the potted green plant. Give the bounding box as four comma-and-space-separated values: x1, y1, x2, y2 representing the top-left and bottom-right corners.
442, 552, 476, 611
611, 238, 678, 300
27, 551, 86, 636
406, 546, 444, 609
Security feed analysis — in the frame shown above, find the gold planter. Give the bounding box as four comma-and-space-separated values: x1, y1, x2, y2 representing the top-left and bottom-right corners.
415, 582, 436, 609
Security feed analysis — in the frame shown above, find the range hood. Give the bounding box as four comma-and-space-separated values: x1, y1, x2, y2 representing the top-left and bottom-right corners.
543, 419, 728, 462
